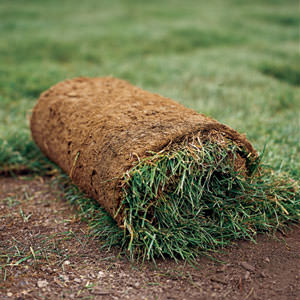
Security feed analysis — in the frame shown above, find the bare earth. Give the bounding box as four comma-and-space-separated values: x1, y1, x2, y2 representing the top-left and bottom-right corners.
0, 176, 299, 300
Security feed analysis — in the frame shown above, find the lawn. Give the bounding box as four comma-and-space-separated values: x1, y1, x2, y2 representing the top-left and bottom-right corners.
1, 0, 299, 178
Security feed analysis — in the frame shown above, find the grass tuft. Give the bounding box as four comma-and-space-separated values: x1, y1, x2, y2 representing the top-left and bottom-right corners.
0, 134, 54, 175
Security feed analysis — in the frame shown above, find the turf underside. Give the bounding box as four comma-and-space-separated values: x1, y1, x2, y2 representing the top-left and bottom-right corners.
61, 138, 299, 262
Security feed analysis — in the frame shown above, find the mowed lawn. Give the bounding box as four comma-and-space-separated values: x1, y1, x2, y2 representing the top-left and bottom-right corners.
0, 0, 299, 179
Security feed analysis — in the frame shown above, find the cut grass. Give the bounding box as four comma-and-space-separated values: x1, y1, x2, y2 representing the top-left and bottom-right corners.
0, 231, 83, 281
57, 138, 300, 262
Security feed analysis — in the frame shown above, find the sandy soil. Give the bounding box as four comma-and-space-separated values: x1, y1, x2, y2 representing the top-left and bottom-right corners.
0, 176, 299, 300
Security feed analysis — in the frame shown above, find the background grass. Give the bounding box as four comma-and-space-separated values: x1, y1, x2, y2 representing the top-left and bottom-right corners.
1, 0, 299, 179
0, 0, 299, 252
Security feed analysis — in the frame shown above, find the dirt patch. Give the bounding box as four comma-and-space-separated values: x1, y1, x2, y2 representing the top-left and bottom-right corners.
30, 77, 256, 224
1, 176, 299, 300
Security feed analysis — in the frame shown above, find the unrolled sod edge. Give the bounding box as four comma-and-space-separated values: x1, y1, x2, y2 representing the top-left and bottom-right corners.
30, 77, 258, 226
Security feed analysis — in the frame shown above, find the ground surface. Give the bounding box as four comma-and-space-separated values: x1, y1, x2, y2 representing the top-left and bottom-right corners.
1, 176, 299, 300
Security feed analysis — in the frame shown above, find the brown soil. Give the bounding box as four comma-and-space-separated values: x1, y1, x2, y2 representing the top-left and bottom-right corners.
1, 176, 299, 300
30, 77, 257, 224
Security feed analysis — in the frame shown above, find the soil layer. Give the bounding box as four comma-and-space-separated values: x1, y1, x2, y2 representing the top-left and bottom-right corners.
30, 77, 256, 223
0, 176, 299, 300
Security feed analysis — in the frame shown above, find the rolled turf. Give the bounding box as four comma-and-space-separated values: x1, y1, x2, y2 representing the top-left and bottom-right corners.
30, 77, 299, 261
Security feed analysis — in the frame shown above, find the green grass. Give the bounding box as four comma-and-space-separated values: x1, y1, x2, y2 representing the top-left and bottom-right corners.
260, 63, 300, 86
59, 138, 299, 261
120, 139, 299, 261
0, 0, 299, 260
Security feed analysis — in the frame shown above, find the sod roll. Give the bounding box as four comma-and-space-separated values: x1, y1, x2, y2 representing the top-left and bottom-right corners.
30, 77, 257, 225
